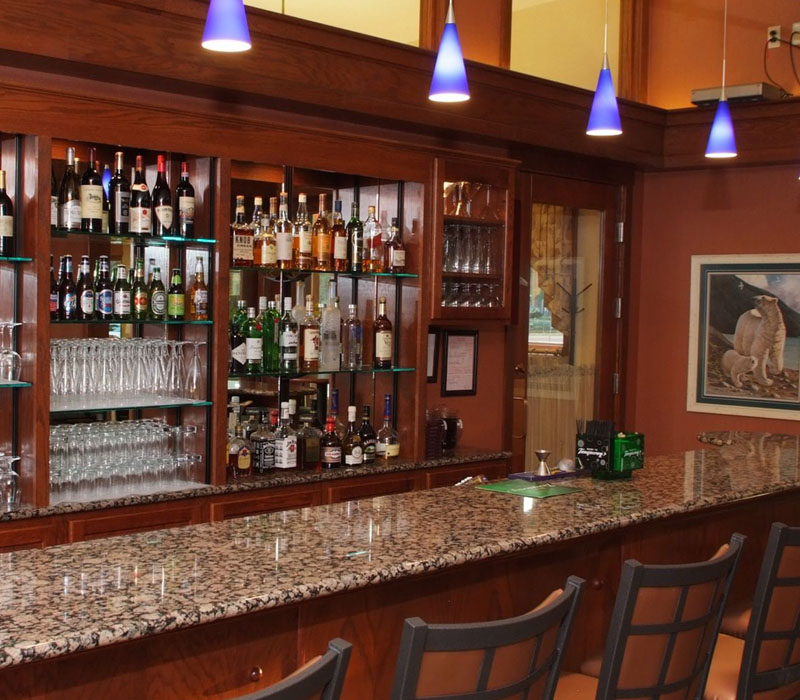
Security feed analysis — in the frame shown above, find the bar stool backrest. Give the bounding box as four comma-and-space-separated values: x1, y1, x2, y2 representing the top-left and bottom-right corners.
595, 533, 745, 700
235, 639, 352, 700
391, 575, 585, 700
739, 522, 800, 699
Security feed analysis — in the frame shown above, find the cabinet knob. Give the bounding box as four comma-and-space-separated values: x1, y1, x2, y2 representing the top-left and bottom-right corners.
591, 578, 604, 590
250, 666, 263, 682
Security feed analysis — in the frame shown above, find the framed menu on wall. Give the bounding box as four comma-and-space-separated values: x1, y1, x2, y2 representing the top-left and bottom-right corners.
441, 330, 478, 396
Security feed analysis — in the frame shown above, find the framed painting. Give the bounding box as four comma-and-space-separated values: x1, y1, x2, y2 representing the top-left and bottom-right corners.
687, 254, 800, 419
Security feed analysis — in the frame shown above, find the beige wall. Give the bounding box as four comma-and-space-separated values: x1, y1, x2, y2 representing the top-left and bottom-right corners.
244, 0, 420, 46
510, 0, 620, 91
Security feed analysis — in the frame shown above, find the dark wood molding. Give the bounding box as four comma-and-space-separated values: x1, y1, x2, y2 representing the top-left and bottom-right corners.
618, 0, 649, 103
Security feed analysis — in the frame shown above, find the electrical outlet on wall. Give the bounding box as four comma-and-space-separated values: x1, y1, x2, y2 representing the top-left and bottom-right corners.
769, 25, 781, 47
792, 22, 800, 45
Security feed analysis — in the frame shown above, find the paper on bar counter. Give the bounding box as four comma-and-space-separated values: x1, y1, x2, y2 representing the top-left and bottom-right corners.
477, 480, 582, 499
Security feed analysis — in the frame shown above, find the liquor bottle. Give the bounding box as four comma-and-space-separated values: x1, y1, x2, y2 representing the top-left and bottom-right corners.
320, 280, 341, 371
152, 154, 173, 236
320, 415, 342, 469
263, 299, 280, 370
76, 254, 94, 320
342, 405, 364, 466
231, 298, 247, 334
108, 151, 130, 235
51, 166, 58, 228
149, 266, 166, 320
229, 305, 246, 374
175, 161, 195, 238
359, 405, 378, 464
288, 398, 298, 429
49, 255, 59, 320
312, 193, 332, 271
0, 171, 13, 256
132, 258, 148, 320
58, 147, 81, 231
129, 155, 152, 235
146, 257, 156, 286
384, 217, 406, 273
347, 202, 364, 273
297, 413, 322, 471
376, 394, 400, 459
58, 254, 77, 320
189, 256, 208, 320
292, 193, 313, 270
274, 402, 298, 470
251, 412, 275, 474
251, 196, 266, 266
80, 149, 103, 232
290, 279, 306, 324
373, 296, 393, 368
331, 200, 348, 272
99, 162, 110, 234
341, 303, 362, 369
279, 296, 299, 372
230, 195, 252, 267
228, 423, 253, 480
362, 205, 383, 273
113, 264, 131, 321
95, 256, 113, 320
243, 307, 263, 375
330, 388, 346, 439
266, 195, 278, 230
273, 191, 292, 270
256, 199, 278, 271
167, 268, 185, 320
300, 296, 320, 371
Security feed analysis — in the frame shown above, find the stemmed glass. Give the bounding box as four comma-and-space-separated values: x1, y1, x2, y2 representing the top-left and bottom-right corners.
0, 322, 22, 381
184, 340, 206, 400
0, 454, 20, 507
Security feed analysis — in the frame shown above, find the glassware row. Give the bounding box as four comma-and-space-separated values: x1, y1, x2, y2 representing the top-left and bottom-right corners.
441, 282, 502, 308
442, 223, 496, 275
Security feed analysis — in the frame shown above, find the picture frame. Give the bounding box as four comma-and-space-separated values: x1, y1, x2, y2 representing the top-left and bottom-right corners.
427, 329, 440, 383
687, 254, 800, 420
441, 330, 479, 397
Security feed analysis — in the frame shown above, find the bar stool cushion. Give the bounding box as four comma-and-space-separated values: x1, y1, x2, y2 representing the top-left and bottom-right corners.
554, 672, 598, 698
704, 633, 743, 700
719, 602, 750, 639
578, 654, 602, 678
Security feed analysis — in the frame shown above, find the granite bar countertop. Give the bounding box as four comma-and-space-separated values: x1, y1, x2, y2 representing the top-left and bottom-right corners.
1, 431, 799, 668
0, 448, 509, 523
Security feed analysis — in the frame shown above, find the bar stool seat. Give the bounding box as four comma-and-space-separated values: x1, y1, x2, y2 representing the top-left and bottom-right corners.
553, 672, 598, 697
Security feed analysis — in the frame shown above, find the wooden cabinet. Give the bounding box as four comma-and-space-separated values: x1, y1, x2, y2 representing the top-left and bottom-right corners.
209, 484, 322, 521
66, 503, 204, 542
424, 460, 509, 489
324, 472, 420, 503
0, 518, 58, 552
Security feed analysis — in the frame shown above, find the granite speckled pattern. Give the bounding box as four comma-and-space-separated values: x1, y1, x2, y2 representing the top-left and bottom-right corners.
0, 448, 509, 522
1, 431, 800, 668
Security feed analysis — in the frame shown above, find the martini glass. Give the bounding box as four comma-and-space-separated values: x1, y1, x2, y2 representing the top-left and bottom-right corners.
0, 323, 22, 381
184, 340, 206, 400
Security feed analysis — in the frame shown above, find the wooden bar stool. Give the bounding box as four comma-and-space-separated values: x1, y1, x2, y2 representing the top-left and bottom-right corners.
235, 638, 351, 700
705, 522, 800, 700
555, 534, 745, 699
391, 575, 585, 700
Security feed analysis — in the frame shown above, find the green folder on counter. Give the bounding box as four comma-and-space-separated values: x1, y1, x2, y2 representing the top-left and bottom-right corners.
477, 480, 582, 499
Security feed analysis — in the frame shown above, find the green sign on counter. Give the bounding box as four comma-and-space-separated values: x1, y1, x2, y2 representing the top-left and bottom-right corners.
477, 480, 582, 499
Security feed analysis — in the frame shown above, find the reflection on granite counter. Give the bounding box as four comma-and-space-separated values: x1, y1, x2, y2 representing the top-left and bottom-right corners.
2, 432, 800, 668
0, 448, 510, 523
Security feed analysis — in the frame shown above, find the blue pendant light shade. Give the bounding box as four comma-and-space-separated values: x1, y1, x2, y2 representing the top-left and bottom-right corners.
202, 0, 251, 52
586, 57, 622, 136
429, 0, 470, 103
705, 99, 737, 158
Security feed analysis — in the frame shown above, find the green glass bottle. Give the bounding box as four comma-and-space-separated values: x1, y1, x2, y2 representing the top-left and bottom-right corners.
149, 266, 166, 320
346, 201, 363, 273
242, 307, 263, 375
167, 268, 185, 320
132, 258, 148, 320
113, 264, 131, 321
265, 299, 281, 370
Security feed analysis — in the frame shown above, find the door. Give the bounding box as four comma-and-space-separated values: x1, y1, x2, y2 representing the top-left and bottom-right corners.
510, 174, 626, 472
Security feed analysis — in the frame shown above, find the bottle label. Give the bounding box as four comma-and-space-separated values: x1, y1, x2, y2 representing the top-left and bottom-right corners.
80, 184, 103, 219
276, 231, 292, 261
178, 196, 195, 225
114, 192, 130, 223
97, 289, 113, 315
375, 331, 393, 361
168, 293, 184, 317
363, 439, 377, 462
130, 206, 151, 233
60, 200, 81, 229
281, 329, 298, 360
237, 447, 252, 472
0, 215, 12, 238
317, 234, 332, 257
231, 342, 247, 366
155, 205, 173, 231
260, 240, 277, 265
275, 436, 297, 469
134, 291, 148, 313
79, 289, 94, 315
299, 229, 312, 254
51, 196, 58, 227
345, 445, 363, 466
49, 292, 58, 314
194, 289, 208, 314
334, 237, 348, 261
255, 438, 275, 471
151, 290, 166, 316
390, 249, 406, 269
114, 290, 131, 314
232, 233, 253, 262
385, 443, 400, 458
62, 292, 76, 315
303, 328, 320, 360
246, 337, 263, 362
322, 445, 341, 465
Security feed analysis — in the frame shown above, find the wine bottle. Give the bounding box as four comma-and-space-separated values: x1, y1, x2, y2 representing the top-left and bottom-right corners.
175, 161, 195, 238
347, 202, 363, 273
80, 149, 103, 232
129, 155, 152, 235
373, 296, 393, 368
95, 256, 113, 321
108, 151, 130, 235
152, 154, 173, 236
0, 170, 14, 257
113, 264, 131, 321
76, 254, 95, 320
58, 147, 81, 231
149, 266, 166, 320
49, 255, 59, 320
167, 268, 185, 320
58, 255, 77, 320
99, 161, 110, 234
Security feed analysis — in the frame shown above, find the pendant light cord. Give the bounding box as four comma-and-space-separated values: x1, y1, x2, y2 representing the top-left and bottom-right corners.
720, 0, 728, 101
603, 0, 609, 55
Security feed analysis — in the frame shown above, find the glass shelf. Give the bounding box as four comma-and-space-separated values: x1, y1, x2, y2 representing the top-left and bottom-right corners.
52, 319, 212, 326
0, 380, 31, 388
0, 255, 32, 263
231, 266, 418, 280
50, 396, 212, 415
228, 366, 415, 381
443, 215, 504, 227
51, 227, 216, 247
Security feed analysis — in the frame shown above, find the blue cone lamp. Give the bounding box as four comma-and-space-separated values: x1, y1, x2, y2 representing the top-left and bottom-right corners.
705, 98, 737, 158
202, 0, 251, 53
587, 54, 622, 136
429, 0, 470, 103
